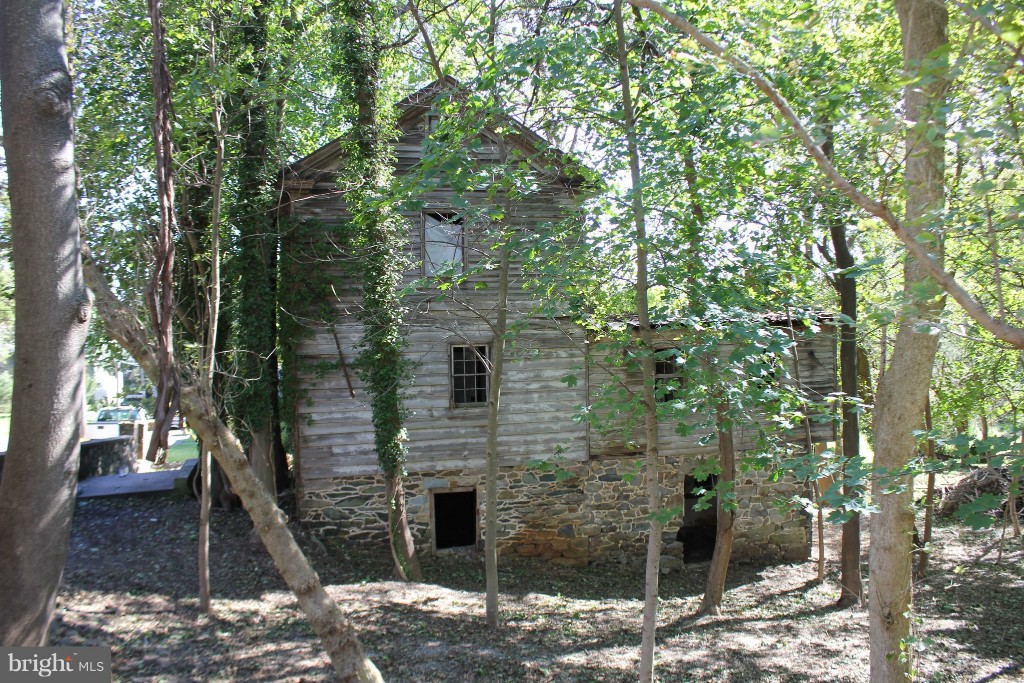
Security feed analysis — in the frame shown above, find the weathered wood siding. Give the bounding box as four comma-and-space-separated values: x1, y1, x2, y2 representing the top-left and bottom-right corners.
588, 326, 837, 460
786, 324, 838, 444
294, 319, 588, 479
284, 97, 836, 500
286, 110, 588, 485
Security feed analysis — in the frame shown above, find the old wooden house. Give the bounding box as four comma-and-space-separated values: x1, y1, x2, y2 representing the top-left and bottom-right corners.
280, 78, 836, 567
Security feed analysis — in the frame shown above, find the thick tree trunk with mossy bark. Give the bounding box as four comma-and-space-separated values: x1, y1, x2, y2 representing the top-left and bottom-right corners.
229, 0, 287, 499
869, 2, 948, 680
340, 0, 422, 581
83, 256, 382, 682
0, 0, 90, 645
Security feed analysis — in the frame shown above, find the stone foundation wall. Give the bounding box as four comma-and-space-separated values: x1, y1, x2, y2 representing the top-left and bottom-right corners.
733, 469, 812, 563
301, 457, 810, 567
79, 436, 137, 480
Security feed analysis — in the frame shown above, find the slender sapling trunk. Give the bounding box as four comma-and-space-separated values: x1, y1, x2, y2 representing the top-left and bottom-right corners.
698, 405, 736, 616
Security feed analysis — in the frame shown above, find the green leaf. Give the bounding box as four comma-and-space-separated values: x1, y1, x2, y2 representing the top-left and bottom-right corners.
955, 493, 1002, 529
649, 505, 684, 526
970, 179, 996, 195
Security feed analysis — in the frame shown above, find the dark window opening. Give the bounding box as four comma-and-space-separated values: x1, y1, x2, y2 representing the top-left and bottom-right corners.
749, 352, 780, 389
434, 490, 478, 550
655, 357, 685, 403
677, 474, 718, 563
452, 344, 489, 406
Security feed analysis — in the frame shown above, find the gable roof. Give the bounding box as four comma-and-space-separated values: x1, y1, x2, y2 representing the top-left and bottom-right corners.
282, 76, 587, 191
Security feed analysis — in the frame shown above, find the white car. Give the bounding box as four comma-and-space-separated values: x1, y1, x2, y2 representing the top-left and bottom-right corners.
86, 406, 149, 440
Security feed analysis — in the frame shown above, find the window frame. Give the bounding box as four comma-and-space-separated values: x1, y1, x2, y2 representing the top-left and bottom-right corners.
422, 211, 465, 276
654, 354, 685, 403
450, 343, 490, 407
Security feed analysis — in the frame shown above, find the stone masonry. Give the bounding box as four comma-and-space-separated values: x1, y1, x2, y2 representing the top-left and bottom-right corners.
301, 456, 811, 568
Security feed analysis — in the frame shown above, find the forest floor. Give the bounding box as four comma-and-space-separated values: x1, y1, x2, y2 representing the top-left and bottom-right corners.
54, 493, 1023, 683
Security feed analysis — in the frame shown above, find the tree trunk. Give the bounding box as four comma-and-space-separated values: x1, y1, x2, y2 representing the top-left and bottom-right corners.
917, 396, 936, 578
813, 477, 825, 582
83, 258, 382, 682
228, 0, 286, 499
342, 0, 423, 582
385, 475, 421, 582
870, 2, 948, 680
613, 3, 663, 678
249, 425, 277, 498
0, 0, 90, 645
199, 59, 224, 611
199, 445, 212, 612
870, 333, 939, 683
698, 406, 736, 616
485, 247, 510, 627
1013, 424, 1023, 540
1013, 479, 1022, 540
144, 0, 179, 463
822, 123, 864, 608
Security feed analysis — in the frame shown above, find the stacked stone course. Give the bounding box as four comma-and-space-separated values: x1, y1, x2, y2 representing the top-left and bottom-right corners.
301, 457, 810, 567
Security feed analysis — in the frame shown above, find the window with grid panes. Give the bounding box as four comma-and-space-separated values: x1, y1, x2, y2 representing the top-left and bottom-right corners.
655, 357, 684, 403
451, 344, 489, 406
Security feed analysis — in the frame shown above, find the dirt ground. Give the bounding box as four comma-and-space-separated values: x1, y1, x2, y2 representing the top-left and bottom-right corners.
54, 493, 1023, 682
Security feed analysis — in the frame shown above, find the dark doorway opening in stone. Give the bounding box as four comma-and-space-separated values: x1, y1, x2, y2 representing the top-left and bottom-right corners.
433, 489, 477, 550
678, 474, 718, 563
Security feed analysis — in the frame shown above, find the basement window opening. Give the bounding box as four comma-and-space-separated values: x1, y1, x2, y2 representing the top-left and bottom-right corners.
433, 489, 478, 550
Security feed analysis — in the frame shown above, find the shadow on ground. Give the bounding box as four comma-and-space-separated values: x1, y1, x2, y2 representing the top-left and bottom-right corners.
56, 495, 1024, 682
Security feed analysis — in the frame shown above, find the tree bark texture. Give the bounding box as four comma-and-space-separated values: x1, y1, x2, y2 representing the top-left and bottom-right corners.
385, 476, 420, 581
0, 0, 90, 646
698, 406, 736, 616
870, 2, 948, 680
82, 258, 382, 682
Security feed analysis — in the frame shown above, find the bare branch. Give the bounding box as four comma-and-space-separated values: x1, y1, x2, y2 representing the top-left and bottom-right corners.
409, 0, 444, 79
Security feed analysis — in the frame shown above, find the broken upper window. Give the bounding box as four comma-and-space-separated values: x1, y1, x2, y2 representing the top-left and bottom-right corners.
423, 213, 464, 276
655, 356, 685, 403
451, 344, 489, 406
